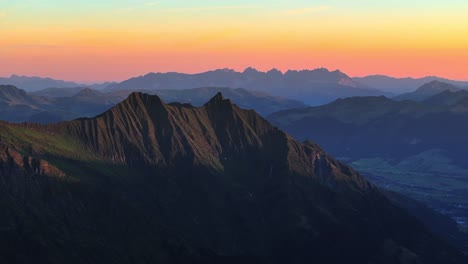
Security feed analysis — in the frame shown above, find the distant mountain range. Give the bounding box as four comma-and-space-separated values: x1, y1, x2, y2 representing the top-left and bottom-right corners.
104, 68, 389, 105
354, 75, 468, 94
5, 70, 468, 103
0, 75, 114, 92
0, 85, 305, 123
268, 94, 468, 163
0, 85, 122, 123
1, 92, 466, 263
269, 81, 468, 162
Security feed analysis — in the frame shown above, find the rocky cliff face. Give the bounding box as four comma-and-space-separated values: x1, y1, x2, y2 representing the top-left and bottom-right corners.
0, 93, 466, 264
0, 145, 65, 177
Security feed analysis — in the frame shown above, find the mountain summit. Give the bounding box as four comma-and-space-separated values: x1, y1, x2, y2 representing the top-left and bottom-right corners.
0, 93, 466, 263
205, 91, 224, 104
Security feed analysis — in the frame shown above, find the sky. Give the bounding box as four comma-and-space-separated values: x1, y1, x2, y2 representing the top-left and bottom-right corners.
1, 0, 468, 82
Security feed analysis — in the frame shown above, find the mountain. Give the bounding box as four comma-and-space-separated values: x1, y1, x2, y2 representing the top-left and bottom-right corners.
0, 92, 466, 263
105, 68, 388, 105
0, 85, 46, 106
267, 93, 468, 171
268, 95, 468, 165
0, 85, 53, 122
0, 85, 121, 123
354, 75, 468, 94
268, 96, 438, 129
394, 81, 461, 101
268, 94, 468, 240
0, 75, 81, 92
0, 75, 113, 92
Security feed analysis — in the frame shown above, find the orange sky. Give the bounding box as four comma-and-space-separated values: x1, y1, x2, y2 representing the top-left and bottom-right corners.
1, 1, 468, 82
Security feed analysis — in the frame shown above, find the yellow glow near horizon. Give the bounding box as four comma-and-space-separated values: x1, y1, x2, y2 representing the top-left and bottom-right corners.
1, 1, 468, 81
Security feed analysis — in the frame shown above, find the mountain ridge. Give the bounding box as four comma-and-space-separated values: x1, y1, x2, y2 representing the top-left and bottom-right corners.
104, 68, 388, 105
354, 75, 468, 94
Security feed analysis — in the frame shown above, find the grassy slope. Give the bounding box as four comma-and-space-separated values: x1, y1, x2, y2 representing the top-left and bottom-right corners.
0, 122, 134, 183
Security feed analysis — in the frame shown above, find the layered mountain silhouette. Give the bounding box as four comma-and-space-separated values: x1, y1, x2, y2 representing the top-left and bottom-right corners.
0, 85, 53, 122
1, 92, 466, 263
268, 91, 468, 177
0, 75, 80, 92
0, 75, 113, 92
105, 68, 388, 105
6, 71, 468, 100
0, 85, 305, 123
354, 75, 468, 94
395, 81, 461, 101
268, 89, 468, 169
0, 85, 120, 123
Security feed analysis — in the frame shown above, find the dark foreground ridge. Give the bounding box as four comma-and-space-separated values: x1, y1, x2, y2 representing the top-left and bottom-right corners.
0, 92, 466, 263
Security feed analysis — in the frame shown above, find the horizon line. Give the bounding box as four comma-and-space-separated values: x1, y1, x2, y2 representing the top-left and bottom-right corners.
2, 67, 468, 84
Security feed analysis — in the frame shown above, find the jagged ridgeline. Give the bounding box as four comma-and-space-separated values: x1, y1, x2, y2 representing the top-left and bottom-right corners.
0, 92, 466, 264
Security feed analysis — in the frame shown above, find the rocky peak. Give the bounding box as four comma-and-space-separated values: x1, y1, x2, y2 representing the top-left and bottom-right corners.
204, 92, 227, 106
123, 92, 167, 109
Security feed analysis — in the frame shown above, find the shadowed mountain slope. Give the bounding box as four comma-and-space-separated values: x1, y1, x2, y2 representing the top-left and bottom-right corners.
0, 93, 466, 263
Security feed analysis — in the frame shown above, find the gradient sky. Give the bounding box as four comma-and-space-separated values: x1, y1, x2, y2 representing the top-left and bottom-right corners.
1, 0, 468, 82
